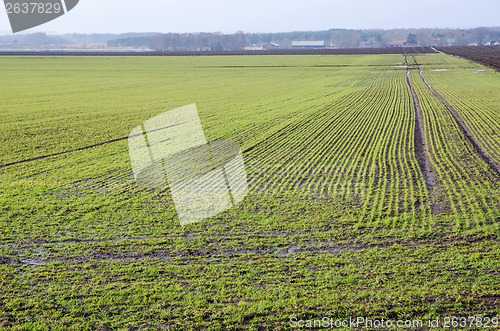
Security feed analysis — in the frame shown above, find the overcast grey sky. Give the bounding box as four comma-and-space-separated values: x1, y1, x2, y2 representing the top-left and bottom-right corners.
1, 0, 499, 34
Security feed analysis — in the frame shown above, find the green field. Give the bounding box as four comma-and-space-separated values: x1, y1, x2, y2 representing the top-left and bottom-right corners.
1, 54, 499, 330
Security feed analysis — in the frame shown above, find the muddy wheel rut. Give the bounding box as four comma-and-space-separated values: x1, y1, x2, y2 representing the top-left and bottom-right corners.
415, 60, 500, 178
405, 56, 440, 188
2, 236, 495, 267
406, 52, 500, 213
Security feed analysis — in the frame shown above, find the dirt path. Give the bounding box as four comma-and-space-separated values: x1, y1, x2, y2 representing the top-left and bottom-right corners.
413, 55, 500, 177
405, 57, 440, 188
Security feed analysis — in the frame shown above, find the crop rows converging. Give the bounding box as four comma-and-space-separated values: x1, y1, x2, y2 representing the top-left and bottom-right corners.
244, 57, 431, 220
1, 53, 499, 239
240, 52, 500, 224
417, 53, 500, 170
407, 55, 500, 224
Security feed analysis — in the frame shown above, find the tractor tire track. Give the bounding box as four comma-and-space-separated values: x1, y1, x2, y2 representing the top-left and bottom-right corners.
405, 58, 440, 188
413, 55, 500, 178
0, 123, 183, 169
0, 136, 129, 170
3, 236, 496, 267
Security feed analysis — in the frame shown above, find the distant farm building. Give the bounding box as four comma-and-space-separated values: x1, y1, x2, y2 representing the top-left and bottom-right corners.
292, 41, 325, 48
386, 40, 419, 48
243, 46, 264, 51
263, 42, 280, 49
431, 38, 441, 46
244, 43, 280, 51
386, 40, 406, 47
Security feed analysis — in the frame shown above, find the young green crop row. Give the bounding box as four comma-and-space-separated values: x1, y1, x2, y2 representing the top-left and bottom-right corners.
242, 63, 431, 221
408, 56, 500, 224
1, 54, 498, 233
418, 54, 500, 168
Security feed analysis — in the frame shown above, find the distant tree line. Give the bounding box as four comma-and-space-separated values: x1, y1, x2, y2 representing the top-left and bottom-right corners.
1, 28, 499, 49
0, 32, 156, 47
107, 37, 151, 47
148, 32, 246, 51
145, 28, 500, 51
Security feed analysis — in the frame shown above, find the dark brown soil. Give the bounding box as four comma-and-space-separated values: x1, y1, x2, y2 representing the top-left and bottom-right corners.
435, 45, 500, 71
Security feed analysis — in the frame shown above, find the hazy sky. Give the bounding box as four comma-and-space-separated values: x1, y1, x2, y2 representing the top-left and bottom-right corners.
1, 0, 498, 34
